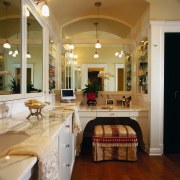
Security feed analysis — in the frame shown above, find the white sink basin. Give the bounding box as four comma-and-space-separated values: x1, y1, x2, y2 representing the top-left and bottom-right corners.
0, 132, 30, 154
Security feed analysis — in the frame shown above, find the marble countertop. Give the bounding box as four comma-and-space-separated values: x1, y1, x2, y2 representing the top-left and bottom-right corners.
0, 104, 76, 180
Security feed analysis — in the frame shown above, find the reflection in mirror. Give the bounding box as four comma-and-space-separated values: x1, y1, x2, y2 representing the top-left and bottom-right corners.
74, 65, 81, 90
27, 9, 43, 93
0, 0, 21, 95
62, 44, 132, 91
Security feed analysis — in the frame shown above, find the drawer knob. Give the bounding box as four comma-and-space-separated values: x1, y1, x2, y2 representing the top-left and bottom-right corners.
66, 125, 70, 128
66, 164, 70, 167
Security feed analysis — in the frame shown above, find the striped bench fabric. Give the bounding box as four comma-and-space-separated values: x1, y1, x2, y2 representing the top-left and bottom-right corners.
93, 125, 138, 161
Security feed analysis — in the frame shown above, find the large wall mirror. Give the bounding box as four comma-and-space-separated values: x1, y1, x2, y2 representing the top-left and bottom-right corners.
62, 43, 132, 92
26, 8, 43, 93
0, 0, 21, 95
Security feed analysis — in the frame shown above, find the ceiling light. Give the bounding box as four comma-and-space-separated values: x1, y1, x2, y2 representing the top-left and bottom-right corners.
94, 2, 102, 49
3, 40, 11, 49
95, 40, 101, 49
41, 2, 49, 17
26, 52, 31, 59
94, 50, 99, 59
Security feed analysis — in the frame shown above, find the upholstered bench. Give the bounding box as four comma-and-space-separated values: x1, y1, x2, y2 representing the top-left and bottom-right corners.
92, 125, 138, 161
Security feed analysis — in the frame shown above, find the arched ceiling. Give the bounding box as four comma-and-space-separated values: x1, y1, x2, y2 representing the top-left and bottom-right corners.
62, 18, 132, 40
47, 0, 149, 41
48, 0, 149, 27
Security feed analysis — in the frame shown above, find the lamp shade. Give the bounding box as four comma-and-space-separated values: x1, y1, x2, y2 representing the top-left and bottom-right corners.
42, 3, 49, 17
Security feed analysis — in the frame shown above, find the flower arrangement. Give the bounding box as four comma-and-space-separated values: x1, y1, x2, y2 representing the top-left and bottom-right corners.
97, 71, 114, 80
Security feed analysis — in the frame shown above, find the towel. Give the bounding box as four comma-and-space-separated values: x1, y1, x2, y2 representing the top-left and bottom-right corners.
63, 105, 82, 133
72, 106, 82, 133
0, 135, 59, 180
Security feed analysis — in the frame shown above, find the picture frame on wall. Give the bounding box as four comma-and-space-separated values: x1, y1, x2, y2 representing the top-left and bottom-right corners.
106, 99, 114, 105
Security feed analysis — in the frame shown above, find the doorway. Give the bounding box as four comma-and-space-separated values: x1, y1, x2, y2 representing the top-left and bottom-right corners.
164, 33, 180, 153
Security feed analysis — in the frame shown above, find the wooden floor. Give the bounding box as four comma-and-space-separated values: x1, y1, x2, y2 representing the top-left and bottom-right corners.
71, 150, 180, 180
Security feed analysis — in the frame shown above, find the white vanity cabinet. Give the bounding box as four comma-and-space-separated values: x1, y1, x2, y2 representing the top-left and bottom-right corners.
78, 107, 148, 153
58, 114, 76, 180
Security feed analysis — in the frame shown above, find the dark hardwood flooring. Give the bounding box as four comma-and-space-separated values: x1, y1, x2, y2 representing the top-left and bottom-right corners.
71, 150, 180, 180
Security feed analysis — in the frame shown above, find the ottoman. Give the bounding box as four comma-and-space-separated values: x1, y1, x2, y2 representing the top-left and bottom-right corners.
93, 125, 138, 161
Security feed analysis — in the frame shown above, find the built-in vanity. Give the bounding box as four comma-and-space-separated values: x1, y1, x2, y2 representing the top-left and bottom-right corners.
0, 104, 78, 180
77, 105, 149, 154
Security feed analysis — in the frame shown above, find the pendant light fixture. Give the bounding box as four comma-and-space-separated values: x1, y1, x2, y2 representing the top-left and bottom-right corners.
94, 49, 99, 59
115, 45, 124, 58
3, 1, 11, 49
94, 23, 101, 49
95, 2, 101, 49
26, 23, 31, 59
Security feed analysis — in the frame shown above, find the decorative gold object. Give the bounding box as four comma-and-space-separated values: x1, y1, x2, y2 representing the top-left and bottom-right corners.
25, 99, 46, 119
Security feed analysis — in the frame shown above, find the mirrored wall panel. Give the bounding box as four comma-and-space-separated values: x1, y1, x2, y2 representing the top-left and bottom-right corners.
26, 9, 43, 93
0, 0, 21, 95
62, 43, 132, 92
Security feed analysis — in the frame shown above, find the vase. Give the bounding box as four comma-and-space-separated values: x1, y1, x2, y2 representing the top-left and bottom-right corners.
87, 92, 97, 106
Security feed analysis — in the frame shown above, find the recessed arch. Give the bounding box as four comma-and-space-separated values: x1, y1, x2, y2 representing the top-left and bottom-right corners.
61, 15, 132, 40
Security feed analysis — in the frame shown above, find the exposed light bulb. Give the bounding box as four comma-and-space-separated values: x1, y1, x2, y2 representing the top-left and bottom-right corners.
95, 41, 101, 49
74, 60, 77, 65
41, 3, 49, 17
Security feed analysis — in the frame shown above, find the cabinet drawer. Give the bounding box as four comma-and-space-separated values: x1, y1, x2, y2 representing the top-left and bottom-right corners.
96, 111, 129, 117
79, 111, 96, 117
130, 111, 148, 117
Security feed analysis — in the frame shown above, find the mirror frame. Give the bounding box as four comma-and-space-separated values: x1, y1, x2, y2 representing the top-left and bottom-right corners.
0, 0, 48, 101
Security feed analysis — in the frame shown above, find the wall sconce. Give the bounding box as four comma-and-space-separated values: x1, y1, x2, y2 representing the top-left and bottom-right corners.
34, 0, 49, 17
41, 2, 49, 17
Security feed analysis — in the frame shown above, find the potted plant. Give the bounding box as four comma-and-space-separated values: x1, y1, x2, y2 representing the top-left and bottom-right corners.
9, 78, 20, 94
82, 80, 101, 105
